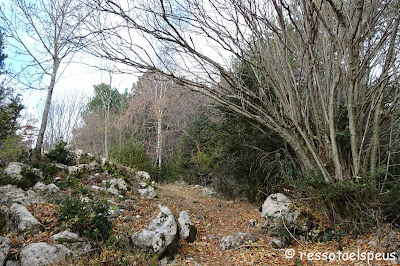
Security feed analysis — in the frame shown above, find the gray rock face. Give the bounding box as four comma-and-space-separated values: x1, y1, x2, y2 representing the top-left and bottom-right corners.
0, 185, 41, 206
0, 237, 11, 266
138, 187, 157, 199
131, 206, 178, 259
32, 182, 60, 202
9, 203, 44, 236
20, 242, 71, 266
178, 211, 197, 242
220, 232, 257, 250
3, 162, 43, 181
52, 230, 83, 243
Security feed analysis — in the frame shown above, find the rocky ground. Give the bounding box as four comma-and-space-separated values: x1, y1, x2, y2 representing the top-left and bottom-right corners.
1, 151, 400, 265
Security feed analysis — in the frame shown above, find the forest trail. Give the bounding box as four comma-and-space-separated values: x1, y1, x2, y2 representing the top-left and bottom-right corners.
152, 183, 382, 266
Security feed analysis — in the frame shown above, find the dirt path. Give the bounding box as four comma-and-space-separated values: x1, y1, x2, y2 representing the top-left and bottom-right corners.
154, 183, 394, 266
155, 183, 290, 265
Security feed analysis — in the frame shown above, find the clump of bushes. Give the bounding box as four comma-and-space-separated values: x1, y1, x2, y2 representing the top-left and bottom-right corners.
57, 195, 112, 242
290, 169, 400, 234
0, 166, 42, 190
47, 141, 75, 166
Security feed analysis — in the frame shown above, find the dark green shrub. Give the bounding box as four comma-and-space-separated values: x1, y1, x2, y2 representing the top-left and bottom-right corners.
47, 141, 75, 166
173, 109, 290, 203
17, 167, 42, 190
109, 139, 151, 172
56, 177, 80, 189
291, 169, 400, 234
38, 162, 58, 183
58, 195, 90, 235
57, 195, 112, 242
85, 200, 112, 242
0, 134, 24, 167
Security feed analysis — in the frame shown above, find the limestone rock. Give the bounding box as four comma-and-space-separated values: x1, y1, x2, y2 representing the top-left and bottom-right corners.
52, 230, 83, 243
3, 162, 43, 181
68, 164, 90, 175
261, 193, 300, 228
136, 171, 151, 181
106, 187, 120, 196
261, 193, 293, 219
32, 182, 60, 202
0, 185, 41, 206
9, 203, 44, 236
178, 211, 197, 242
89, 161, 99, 170
220, 232, 257, 250
269, 238, 285, 249
131, 206, 178, 259
248, 219, 257, 228
202, 187, 216, 197
20, 242, 71, 266
138, 187, 157, 199
102, 178, 128, 191
5, 260, 19, 266
0, 237, 10, 266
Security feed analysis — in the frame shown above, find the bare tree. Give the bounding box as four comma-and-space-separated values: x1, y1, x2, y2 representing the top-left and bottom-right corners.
43, 91, 87, 149
0, 0, 90, 157
85, 0, 400, 182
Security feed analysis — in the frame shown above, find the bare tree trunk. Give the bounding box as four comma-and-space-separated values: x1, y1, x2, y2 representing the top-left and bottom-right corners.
104, 103, 109, 159
35, 57, 60, 157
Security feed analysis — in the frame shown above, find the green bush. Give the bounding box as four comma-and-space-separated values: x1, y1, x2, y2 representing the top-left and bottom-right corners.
0, 134, 24, 167
85, 200, 113, 242
57, 195, 112, 242
171, 109, 289, 203
47, 141, 75, 166
109, 139, 151, 172
56, 177, 80, 190
38, 162, 58, 183
291, 169, 400, 233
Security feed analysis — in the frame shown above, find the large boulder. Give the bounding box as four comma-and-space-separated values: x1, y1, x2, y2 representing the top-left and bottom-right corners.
0, 185, 42, 206
138, 187, 157, 199
20, 242, 71, 266
33, 182, 60, 202
261, 193, 295, 219
9, 203, 44, 236
3, 162, 43, 181
261, 193, 322, 242
136, 171, 151, 182
131, 206, 178, 259
102, 178, 128, 191
178, 211, 197, 243
220, 232, 257, 250
0, 237, 10, 266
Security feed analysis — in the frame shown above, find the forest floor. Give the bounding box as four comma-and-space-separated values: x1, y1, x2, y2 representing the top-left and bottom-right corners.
154, 183, 397, 266
3, 175, 399, 265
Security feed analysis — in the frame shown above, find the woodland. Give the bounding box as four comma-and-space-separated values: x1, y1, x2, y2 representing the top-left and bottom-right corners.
0, 0, 400, 265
